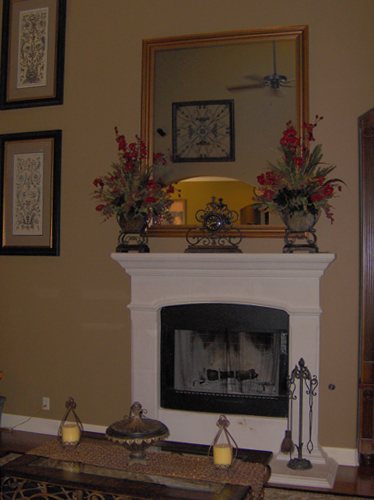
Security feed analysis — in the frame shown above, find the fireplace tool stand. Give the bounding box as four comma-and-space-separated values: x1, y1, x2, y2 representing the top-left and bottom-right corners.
286, 358, 318, 471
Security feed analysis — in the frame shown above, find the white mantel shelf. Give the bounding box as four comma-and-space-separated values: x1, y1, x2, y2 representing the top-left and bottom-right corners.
112, 251, 338, 489
112, 252, 335, 274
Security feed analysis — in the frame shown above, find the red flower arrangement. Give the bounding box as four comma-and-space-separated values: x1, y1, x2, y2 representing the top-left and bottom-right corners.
253, 117, 344, 223
92, 128, 176, 225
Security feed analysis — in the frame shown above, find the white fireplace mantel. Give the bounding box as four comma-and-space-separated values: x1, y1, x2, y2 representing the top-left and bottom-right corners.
112, 252, 337, 488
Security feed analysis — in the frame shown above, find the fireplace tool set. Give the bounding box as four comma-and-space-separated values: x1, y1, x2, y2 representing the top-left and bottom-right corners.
281, 358, 318, 470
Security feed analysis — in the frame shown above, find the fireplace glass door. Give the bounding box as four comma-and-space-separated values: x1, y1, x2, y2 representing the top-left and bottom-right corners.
161, 304, 289, 417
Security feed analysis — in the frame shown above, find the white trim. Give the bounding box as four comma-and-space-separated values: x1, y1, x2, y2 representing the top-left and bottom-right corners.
269, 454, 338, 489
112, 253, 335, 454
321, 446, 360, 467
1, 413, 107, 436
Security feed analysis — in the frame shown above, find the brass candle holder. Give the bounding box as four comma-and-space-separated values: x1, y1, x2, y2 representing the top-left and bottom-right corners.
208, 415, 238, 469
57, 397, 84, 449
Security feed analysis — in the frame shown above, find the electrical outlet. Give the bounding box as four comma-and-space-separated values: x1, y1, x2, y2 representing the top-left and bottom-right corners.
42, 397, 50, 410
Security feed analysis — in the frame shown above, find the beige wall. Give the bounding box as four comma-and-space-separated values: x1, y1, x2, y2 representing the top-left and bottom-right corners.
0, 0, 372, 451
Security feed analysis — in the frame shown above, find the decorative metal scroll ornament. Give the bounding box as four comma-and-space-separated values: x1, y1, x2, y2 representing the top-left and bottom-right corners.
185, 197, 242, 252
286, 358, 318, 470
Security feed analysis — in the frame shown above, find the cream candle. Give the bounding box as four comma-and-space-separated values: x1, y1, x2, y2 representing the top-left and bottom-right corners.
213, 443, 232, 465
62, 423, 80, 444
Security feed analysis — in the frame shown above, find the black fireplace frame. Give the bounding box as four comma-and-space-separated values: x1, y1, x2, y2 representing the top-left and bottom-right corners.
160, 303, 289, 418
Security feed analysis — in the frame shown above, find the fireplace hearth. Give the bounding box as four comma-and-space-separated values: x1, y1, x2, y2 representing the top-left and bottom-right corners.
112, 252, 337, 488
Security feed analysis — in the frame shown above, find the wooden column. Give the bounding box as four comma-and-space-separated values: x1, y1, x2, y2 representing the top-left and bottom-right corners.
359, 107, 374, 462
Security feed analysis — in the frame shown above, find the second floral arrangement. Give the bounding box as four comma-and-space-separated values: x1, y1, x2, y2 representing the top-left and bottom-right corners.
253, 116, 344, 224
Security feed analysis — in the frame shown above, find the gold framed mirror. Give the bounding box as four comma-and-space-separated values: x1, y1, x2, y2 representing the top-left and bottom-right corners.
142, 25, 309, 238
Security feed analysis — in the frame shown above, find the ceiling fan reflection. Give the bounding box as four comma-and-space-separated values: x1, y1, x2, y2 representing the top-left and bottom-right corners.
227, 41, 295, 93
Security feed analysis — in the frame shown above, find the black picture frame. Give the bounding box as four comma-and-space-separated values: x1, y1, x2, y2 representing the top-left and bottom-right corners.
0, 130, 62, 255
172, 99, 235, 163
0, 0, 67, 109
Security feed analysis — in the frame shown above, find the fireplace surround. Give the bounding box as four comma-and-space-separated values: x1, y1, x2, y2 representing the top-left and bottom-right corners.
112, 252, 337, 488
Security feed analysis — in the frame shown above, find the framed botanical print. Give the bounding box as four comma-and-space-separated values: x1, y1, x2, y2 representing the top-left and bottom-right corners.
0, 0, 67, 109
172, 100, 235, 162
0, 130, 62, 255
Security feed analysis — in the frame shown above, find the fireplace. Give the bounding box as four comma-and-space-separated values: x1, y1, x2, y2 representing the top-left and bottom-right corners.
161, 303, 289, 417
112, 252, 338, 488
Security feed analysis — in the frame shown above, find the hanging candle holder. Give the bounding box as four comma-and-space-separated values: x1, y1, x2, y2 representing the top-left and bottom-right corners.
208, 415, 238, 469
57, 397, 84, 449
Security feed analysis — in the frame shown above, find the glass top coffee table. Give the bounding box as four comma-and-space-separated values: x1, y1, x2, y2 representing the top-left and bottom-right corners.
1, 438, 272, 500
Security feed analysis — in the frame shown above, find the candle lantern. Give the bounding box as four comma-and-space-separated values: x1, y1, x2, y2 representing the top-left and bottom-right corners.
208, 415, 238, 468
58, 397, 84, 448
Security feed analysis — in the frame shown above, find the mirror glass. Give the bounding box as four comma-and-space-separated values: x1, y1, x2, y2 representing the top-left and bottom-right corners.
165, 176, 255, 225
142, 26, 309, 237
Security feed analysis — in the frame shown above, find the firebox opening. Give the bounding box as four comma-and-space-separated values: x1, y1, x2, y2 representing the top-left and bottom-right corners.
160, 303, 289, 418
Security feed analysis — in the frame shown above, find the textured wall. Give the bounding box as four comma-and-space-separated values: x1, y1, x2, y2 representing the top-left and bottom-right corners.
0, 0, 373, 451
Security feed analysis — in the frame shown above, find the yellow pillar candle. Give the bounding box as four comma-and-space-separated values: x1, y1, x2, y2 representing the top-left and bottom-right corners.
62, 423, 80, 444
213, 443, 233, 465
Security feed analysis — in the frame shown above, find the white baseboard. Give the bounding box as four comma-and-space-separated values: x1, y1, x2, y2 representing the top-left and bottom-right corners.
321, 446, 360, 467
1, 413, 361, 468
1, 413, 107, 436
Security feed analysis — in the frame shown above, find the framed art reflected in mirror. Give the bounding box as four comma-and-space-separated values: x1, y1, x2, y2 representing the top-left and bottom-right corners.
172, 100, 235, 163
